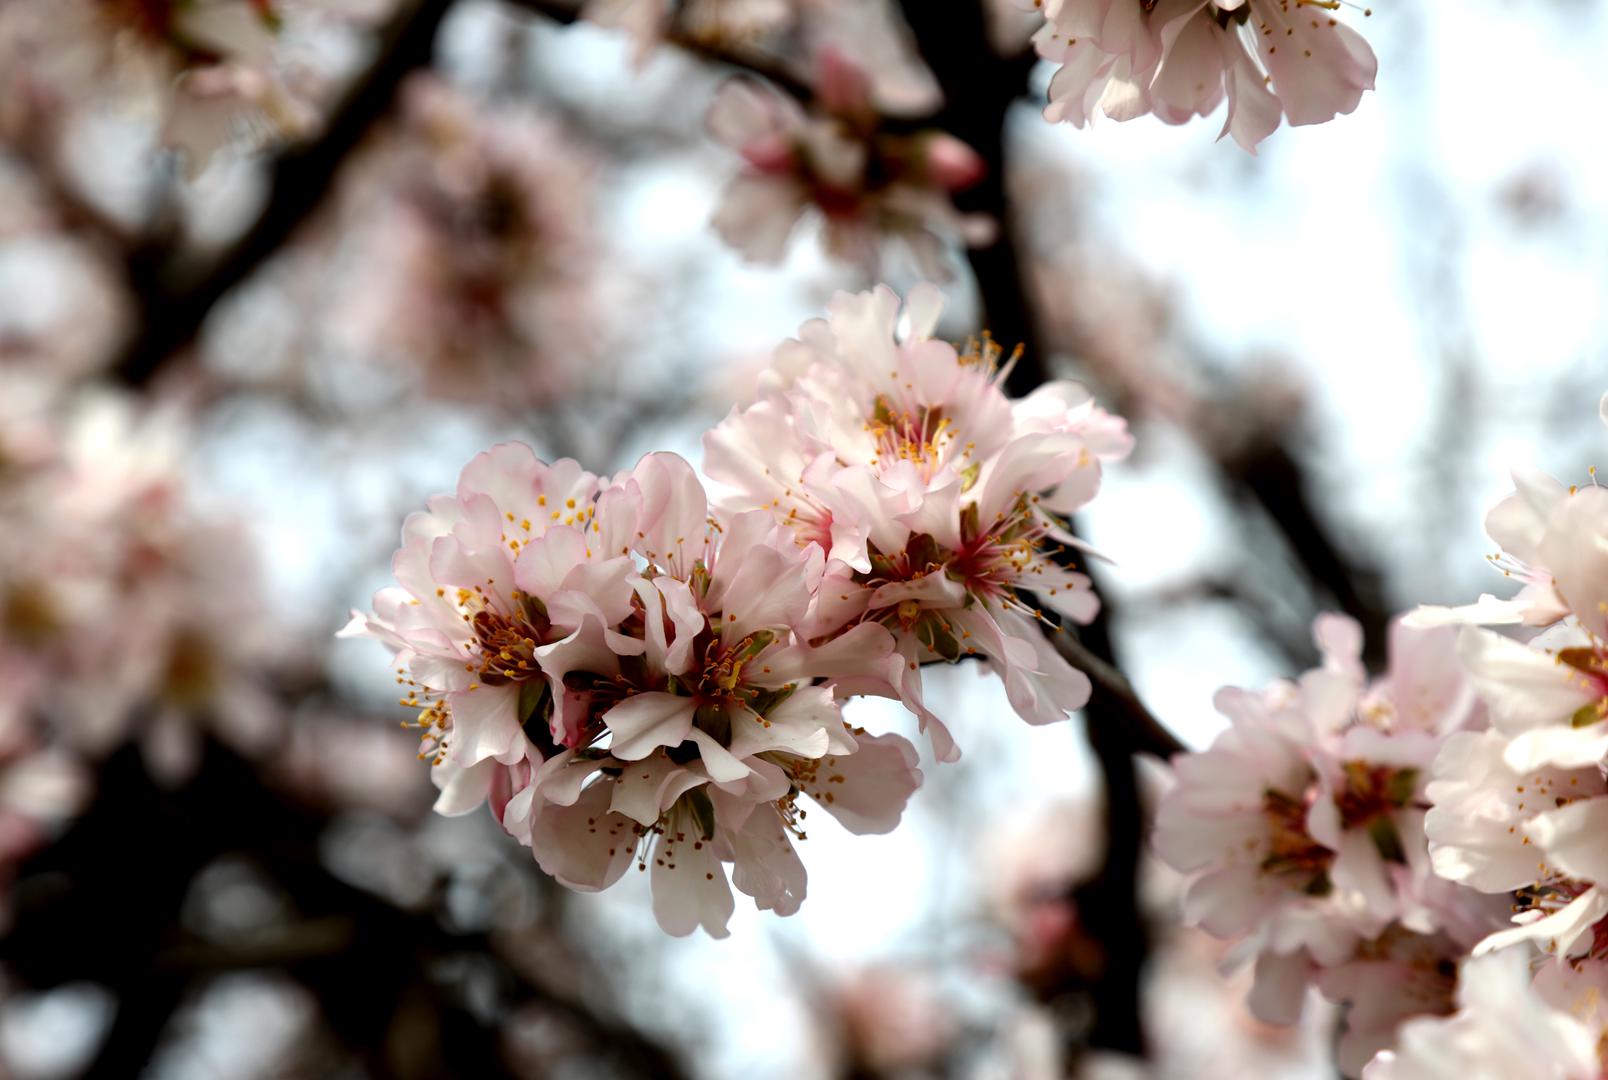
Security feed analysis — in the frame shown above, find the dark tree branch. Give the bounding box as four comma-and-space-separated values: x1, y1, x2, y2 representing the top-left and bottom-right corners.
895, 2, 1041, 384
505, 0, 815, 102
4, 740, 689, 1080
1051, 629, 1185, 760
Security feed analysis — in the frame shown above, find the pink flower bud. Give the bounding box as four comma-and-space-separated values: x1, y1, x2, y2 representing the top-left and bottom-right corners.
814, 45, 872, 119
739, 133, 797, 174
923, 134, 985, 191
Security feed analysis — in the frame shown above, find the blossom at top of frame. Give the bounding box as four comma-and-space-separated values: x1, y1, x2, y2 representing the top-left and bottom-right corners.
1026, 0, 1377, 152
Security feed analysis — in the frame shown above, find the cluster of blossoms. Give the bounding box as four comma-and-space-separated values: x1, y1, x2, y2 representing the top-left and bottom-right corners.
707, 49, 992, 276
1353, 394, 1608, 1075
1161, 392, 1608, 1076
0, 0, 375, 174
327, 76, 601, 407
1154, 614, 1504, 1075
1019, 0, 1378, 151
345, 283, 1130, 935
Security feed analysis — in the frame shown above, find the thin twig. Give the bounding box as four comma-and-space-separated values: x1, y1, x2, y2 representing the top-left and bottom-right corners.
1051, 630, 1185, 759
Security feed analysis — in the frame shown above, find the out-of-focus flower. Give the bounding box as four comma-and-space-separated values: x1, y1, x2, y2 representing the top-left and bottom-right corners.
0, 166, 128, 386
707, 49, 991, 276
0, 0, 336, 175
979, 798, 1108, 999
1155, 615, 1500, 1073
705, 283, 1131, 759
0, 394, 285, 784
329, 76, 603, 407
0, 698, 88, 931
1024, 0, 1377, 152
829, 966, 954, 1074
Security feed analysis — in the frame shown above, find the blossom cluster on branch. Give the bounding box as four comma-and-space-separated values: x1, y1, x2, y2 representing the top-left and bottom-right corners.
707, 48, 992, 275
1158, 392, 1608, 1076
1020, 0, 1378, 151
344, 282, 1131, 936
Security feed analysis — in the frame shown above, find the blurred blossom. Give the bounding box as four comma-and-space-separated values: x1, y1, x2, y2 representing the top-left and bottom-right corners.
0, 710, 89, 932
829, 966, 954, 1075
978, 798, 1106, 999
706, 49, 991, 276
1154, 614, 1505, 1075
0, 0, 379, 180
0, 165, 128, 387
326, 75, 606, 408
144, 972, 325, 1079
0, 392, 287, 787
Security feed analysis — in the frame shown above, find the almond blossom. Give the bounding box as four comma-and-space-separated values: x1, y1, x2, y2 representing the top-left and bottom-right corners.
1155, 615, 1499, 1072
707, 49, 991, 275
1409, 398, 1608, 631
344, 444, 923, 936
1025, 0, 1378, 151
704, 283, 1132, 760
1416, 394, 1608, 970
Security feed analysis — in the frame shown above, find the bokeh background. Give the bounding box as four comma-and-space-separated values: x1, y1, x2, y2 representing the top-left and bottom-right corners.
2, 1, 1605, 1077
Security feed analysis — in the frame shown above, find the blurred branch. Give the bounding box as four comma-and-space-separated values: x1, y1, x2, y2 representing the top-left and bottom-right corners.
1051, 630, 1184, 760
1224, 432, 1390, 667
111, 0, 457, 387
5, 741, 689, 1080
504, 0, 815, 101
895, 1, 1041, 378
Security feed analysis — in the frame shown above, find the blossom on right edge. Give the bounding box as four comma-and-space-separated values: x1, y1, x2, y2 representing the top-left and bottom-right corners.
1153, 615, 1502, 1076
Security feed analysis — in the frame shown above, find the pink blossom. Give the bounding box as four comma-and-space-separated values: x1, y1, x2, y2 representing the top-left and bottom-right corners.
347, 445, 924, 936
1027, 0, 1378, 151
1155, 615, 1500, 1056
706, 53, 991, 275
706, 283, 1131, 759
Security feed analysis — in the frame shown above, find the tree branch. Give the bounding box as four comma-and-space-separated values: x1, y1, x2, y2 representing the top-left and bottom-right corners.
504, 0, 815, 102
1051, 629, 1185, 759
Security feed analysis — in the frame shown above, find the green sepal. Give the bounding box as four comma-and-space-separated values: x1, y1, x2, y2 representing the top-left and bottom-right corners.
685, 788, 717, 842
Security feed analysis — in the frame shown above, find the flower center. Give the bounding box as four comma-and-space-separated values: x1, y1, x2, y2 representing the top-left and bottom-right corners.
1260, 785, 1335, 892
